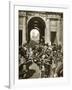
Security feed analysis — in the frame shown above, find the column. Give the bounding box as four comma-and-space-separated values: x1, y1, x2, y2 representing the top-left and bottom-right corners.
45, 18, 51, 45
56, 20, 61, 45
60, 19, 63, 46
22, 16, 26, 45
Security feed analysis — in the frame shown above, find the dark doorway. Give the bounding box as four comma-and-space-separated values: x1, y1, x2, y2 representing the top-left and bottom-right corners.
19, 30, 22, 46
27, 17, 45, 43
51, 32, 56, 44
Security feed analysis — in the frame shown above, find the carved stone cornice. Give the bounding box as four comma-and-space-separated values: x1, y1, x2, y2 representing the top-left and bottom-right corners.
19, 11, 26, 17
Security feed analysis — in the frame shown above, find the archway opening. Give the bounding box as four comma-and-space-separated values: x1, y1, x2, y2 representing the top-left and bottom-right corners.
30, 28, 40, 43
27, 17, 45, 43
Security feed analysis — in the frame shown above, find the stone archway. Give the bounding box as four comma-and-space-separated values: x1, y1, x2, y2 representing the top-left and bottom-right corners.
27, 17, 46, 43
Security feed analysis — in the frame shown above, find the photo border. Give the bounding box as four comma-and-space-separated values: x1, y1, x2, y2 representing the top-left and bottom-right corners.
9, 1, 71, 88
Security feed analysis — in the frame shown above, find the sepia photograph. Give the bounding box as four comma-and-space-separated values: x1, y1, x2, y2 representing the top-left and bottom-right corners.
18, 10, 63, 79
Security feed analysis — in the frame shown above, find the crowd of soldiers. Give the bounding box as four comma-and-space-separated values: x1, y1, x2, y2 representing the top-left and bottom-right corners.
19, 40, 63, 79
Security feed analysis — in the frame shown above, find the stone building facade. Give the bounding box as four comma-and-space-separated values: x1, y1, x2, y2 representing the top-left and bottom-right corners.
19, 11, 63, 46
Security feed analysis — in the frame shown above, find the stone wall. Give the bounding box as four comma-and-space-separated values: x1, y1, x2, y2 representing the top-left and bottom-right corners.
19, 11, 63, 46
